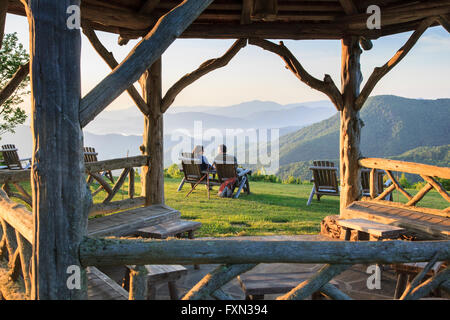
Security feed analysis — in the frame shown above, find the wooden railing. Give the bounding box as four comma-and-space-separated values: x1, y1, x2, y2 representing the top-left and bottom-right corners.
359, 158, 450, 216
85, 155, 148, 216
1, 156, 449, 300
0, 190, 33, 299
0, 155, 150, 217
80, 236, 450, 300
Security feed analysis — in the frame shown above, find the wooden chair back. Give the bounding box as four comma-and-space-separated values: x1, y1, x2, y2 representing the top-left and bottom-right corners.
84, 147, 99, 163
310, 160, 339, 193
1, 144, 22, 170
180, 152, 203, 181
361, 168, 385, 196
214, 155, 238, 183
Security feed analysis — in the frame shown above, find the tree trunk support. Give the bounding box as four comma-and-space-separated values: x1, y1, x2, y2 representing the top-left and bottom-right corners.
140, 58, 164, 206
339, 36, 363, 214
25, 0, 91, 299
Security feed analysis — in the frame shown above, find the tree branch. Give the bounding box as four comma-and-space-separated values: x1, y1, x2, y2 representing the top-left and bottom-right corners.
82, 24, 150, 116
355, 17, 437, 110
0, 61, 30, 107
401, 267, 450, 300
161, 38, 247, 113
79, 0, 214, 128
249, 38, 343, 111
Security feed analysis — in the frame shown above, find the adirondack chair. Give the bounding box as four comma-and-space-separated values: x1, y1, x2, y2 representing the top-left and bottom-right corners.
307, 161, 392, 205
1, 144, 31, 170
177, 152, 219, 199
307, 160, 339, 206
84, 147, 114, 184
214, 154, 251, 199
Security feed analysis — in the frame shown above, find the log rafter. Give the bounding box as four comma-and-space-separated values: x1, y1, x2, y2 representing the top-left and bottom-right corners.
438, 14, 450, 33
82, 24, 150, 116
249, 38, 343, 111
161, 38, 247, 113
355, 17, 437, 110
79, 0, 215, 128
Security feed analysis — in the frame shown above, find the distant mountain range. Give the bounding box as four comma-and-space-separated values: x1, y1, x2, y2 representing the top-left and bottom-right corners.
277, 95, 450, 180
3, 96, 449, 177
84, 100, 336, 135
1, 99, 336, 167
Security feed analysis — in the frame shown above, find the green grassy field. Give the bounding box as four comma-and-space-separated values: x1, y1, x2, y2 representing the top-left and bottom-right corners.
8, 177, 448, 238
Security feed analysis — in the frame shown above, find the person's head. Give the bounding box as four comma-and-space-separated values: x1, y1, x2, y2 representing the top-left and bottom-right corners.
192, 145, 204, 154
217, 144, 227, 154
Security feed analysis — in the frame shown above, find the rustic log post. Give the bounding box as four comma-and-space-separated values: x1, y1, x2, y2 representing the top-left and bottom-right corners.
128, 265, 148, 300
339, 36, 363, 213
0, 0, 7, 50
140, 58, 164, 205
26, 0, 91, 299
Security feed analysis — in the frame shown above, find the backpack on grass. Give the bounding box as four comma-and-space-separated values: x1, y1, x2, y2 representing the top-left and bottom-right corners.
218, 178, 237, 198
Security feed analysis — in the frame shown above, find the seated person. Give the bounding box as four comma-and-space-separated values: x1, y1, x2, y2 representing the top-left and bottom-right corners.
192, 145, 213, 171
213, 144, 245, 174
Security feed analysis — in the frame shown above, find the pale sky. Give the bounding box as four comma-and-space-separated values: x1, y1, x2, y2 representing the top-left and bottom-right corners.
5, 13, 450, 114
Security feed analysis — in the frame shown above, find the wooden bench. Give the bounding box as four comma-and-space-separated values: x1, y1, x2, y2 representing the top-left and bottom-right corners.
134, 219, 202, 269
123, 264, 188, 300
87, 266, 129, 300
134, 219, 202, 239
87, 204, 181, 237
237, 272, 339, 300
337, 218, 406, 241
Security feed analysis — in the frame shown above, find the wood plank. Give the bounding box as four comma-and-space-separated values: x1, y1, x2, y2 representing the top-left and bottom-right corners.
135, 220, 202, 238
337, 218, 405, 238
87, 204, 180, 237
342, 201, 450, 240
238, 272, 315, 296
127, 264, 187, 284
87, 266, 128, 300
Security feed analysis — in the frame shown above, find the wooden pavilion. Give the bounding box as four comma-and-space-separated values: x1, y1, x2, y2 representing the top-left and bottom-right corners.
0, 0, 449, 300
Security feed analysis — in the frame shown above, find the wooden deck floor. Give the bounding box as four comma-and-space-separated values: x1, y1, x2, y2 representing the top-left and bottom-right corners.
342, 201, 450, 240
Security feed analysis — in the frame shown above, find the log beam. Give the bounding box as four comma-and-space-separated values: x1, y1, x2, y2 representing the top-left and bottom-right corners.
438, 14, 450, 33
248, 38, 343, 111
25, 0, 91, 299
355, 17, 436, 110
81, 25, 150, 116
79, 0, 214, 128
80, 238, 450, 267
359, 158, 450, 179
161, 38, 247, 113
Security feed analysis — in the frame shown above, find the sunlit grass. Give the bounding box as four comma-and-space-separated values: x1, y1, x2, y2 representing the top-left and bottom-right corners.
8, 176, 448, 238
